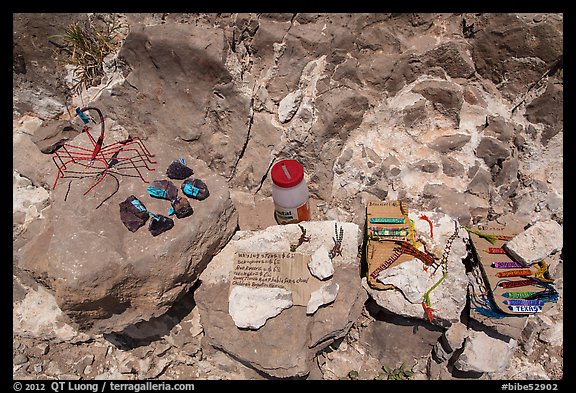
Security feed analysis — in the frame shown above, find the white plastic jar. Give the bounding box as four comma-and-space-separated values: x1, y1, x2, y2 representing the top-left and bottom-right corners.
271, 159, 311, 224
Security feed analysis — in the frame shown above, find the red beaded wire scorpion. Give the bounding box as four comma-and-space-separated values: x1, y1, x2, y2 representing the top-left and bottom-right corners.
51, 106, 156, 196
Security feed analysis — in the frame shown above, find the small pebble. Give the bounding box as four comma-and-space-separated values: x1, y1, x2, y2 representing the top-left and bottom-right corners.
14, 353, 28, 365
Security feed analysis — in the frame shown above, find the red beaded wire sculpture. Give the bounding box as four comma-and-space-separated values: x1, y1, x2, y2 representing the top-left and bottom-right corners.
51, 106, 156, 196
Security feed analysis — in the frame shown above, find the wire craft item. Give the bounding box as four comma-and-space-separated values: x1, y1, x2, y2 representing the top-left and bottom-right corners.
51, 106, 157, 196
328, 223, 344, 259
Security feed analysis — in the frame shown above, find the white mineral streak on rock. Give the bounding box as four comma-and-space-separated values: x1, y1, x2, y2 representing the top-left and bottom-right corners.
278, 89, 303, 123
13, 280, 90, 343
306, 282, 339, 315
308, 245, 334, 280
279, 55, 327, 143
13, 171, 49, 217
453, 330, 517, 373
503, 220, 563, 265
228, 286, 293, 330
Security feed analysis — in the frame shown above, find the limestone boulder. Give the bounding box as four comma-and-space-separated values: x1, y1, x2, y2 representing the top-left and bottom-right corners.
16, 137, 238, 334
453, 330, 517, 373
363, 211, 469, 328
195, 221, 367, 378
13, 115, 54, 189
503, 219, 563, 265
433, 321, 468, 363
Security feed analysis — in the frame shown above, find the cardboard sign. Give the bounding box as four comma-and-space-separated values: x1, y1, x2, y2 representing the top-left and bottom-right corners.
365, 200, 414, 290
231, 252, 324, 306
467, 224, 556, 316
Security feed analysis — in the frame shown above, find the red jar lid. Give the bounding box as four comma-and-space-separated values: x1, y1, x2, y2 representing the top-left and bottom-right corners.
271, 159, 304, 188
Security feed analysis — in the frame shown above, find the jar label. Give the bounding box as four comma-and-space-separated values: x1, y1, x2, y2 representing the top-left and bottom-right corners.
275, 201, 310, 224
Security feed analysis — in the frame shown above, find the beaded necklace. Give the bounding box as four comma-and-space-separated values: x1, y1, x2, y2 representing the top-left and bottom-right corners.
396, 241, 437, 266
369, 240, 437, 279
421, 221, 459, 322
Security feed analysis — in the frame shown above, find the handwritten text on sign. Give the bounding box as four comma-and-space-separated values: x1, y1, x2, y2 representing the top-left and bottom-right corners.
231, 252, 323, 306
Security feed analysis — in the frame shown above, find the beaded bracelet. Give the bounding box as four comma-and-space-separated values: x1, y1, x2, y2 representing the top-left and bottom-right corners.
492, 261, 525, 269
502, 299, 544, 306
371, 228, 409, 237
498, 279, 535, 288
495, 269, 532, 278
502, 291, 537, 299
370, 217, 406, 224
485, 247, 507, 254
508, 305, 542, 313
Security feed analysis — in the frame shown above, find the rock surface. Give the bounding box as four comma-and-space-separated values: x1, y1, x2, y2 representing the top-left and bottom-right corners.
195, 221, 366, 378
